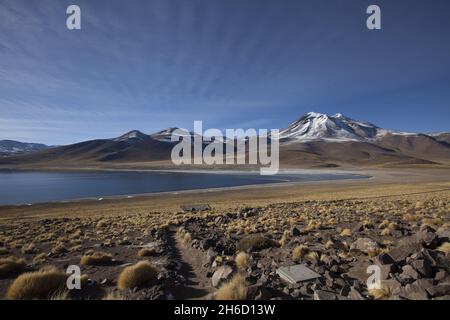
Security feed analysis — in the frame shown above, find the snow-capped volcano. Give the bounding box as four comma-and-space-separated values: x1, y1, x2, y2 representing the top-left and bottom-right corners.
150, 127, 195, 142
279, 112, 414, 142
113, 130, 149, 142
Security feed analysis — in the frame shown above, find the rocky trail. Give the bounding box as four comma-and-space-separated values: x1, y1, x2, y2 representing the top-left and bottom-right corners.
167, 229, 212, 300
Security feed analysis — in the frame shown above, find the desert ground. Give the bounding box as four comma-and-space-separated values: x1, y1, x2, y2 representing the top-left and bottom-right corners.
0, 168, 449, 300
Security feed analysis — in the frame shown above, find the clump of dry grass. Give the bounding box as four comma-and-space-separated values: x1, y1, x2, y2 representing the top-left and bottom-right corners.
215, 274, 247, 300
183, 232, 192, 244
6, 267, 68, 300
380, 228, 392, 236
235, 252, 250, 269
325, 240, 334, 249
0, 256, 27, 278
236, 234, 277, 252
368, 282, 395, 300
340, 229, 352, 237
51, 243, 68, 255
437, 242, 450, 254
21, 243, 38, 254
292, 245, 308, 262
138, 248, 157, 257
117, 261, 158, 290
305, 251, 320, 263
33, 253, 47, 265
80, 251, 112, 266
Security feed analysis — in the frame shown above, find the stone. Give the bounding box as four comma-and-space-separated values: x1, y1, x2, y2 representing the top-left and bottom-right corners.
401, 265, 420, 280
276, 264, 322, 284
398, 283, 429, 300
352, 222, 364, 233
388, 243, 422, 263
205, 248, 217, 264
410, 259, 432, 278
340, 285, 351, 297
435, 269, 447, 281
375, 253, 395, 265
348, 287, 366, 300
180, 204, 211, 212
314, 290, 337, 300
402, 229, 438, 248
350, 238, 380, 254
246, 284, 272, 300
211, 265, 233, 288
291, 226, 301, 237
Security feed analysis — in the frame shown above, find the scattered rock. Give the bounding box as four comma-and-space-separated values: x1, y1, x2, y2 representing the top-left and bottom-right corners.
211, 265, 233, 288
401, 265, 420, 280
291, 226, 301, 237
350, 238, 380, 254
180, 204, 211, 212
397, 283, 429, 300
314, 290, 337, 300
410, 259, 432, 278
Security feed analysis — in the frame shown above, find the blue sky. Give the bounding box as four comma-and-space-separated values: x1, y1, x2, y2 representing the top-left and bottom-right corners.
0, 0, 449, 145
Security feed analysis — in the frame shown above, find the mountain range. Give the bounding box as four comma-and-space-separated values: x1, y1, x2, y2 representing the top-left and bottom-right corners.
0, 140, 50, 156
0, 112, 449, 169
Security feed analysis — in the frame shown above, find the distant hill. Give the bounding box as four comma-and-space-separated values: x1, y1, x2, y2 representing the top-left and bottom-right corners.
0, 140, 50, 156
0, 113, 449, 169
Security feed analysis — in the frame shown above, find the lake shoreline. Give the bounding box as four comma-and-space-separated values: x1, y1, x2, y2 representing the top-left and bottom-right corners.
0, 169, 370, 206
0, 168, 449, 221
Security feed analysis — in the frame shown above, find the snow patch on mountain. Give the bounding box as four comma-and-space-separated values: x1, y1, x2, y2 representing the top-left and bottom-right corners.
0, 140, 49, 155
279, 112, 419, 143
113, 130, 149, 142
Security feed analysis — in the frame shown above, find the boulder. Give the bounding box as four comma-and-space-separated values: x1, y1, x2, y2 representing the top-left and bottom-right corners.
375, 253, 395, 265
401, 265, 420, 280
410, 259, 432, 278
350, 238, 380, 254
397, 283, 429, 300
211, 265, 234, 288
388, 243, 422, 263
313, 290, 337, 300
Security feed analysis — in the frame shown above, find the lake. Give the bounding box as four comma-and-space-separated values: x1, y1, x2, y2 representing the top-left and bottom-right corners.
0, 170, 368, 205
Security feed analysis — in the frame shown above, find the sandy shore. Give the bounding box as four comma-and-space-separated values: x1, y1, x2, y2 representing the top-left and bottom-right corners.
0, 167, 449, 221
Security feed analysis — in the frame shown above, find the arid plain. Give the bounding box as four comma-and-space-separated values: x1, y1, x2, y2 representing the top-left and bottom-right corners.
0, 167, 449, 300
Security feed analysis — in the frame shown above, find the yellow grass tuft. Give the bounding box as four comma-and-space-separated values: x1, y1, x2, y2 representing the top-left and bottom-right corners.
117, 261, 158, 290
0, 256, 27, 278
380, 228, 392, 236
437, 242, 450, 254
305, 251, 320, 263
80, 251, 112, 266
6, 267, 68, 300
325, 240, 334, 249
368, 282, 395, 300
235, 252, 250, 269
340, 229, 352, 237
215, 274, 247, 300
292, 245, 308, 262
183, 232, 192, 244
138, 248, 157, 257
21, 243, 38, 254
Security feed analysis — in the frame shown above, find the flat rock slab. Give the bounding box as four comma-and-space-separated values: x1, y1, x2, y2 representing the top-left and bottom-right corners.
129, 242, 160, 249
180, 204, 211, 212
276, 264, 321, 284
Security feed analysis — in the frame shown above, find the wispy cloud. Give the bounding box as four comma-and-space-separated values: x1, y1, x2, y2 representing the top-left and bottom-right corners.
1, 0, 449, 144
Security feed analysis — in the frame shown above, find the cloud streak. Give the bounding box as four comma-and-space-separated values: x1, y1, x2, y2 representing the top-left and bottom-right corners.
1, 0, 449, 144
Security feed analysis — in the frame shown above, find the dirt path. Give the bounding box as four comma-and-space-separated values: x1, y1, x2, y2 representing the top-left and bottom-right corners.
167, 230, 212, 300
